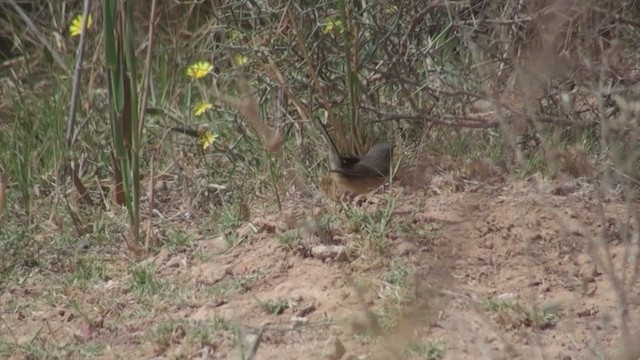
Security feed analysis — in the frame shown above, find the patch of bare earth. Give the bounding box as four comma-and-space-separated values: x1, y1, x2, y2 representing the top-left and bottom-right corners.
2, 176, 639, 359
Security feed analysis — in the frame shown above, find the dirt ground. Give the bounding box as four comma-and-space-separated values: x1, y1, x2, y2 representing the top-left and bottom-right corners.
2, 171, 639, 360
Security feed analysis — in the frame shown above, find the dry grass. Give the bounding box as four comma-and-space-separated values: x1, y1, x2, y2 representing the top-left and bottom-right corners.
1, 0, 640, 359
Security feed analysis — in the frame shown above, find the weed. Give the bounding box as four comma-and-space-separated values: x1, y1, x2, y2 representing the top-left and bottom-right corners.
70, 257, 106, 283
311, 212, 341, 245
163, 228, 193, 253
383, 258, 410, 287
150, 319, 187, 354
223, 232, 241, 248
22, 340, 62, 360
407, 340, 448, 360
211, 315, 232, 332
0, 226, 38, 285
1, 1, 639, 359
191, 326, 214, 346
206, 275, 257, 298
233, 325, 264, 360
218, 203, 244, 233
398, 220, 442, 248
76, 342, 105, 357
319, 211, 340, 230
256, 297, 289, 315
130, 264, 164, 296
0, 339, 10, 357
373, 305, 400, 332
483, 297, 559, 330
277, 229, 300, 250
150, 317, 232, 356
346, 198, 396, 256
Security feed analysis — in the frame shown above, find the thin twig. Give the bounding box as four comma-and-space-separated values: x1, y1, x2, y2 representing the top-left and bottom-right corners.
5, 0, 68, 72
138, 0, 158, 135
145, 155, 155, 251
65, 0, 92, 147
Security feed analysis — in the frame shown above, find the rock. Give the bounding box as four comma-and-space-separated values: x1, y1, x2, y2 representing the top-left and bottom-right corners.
396, 241, 417, 256
311, 245, 347, 262
418, 211, 464, 224
140, 248, 170, 268
576, 304, 598, 317
236, 222, 258, 239
260, 320, 272, 328
243, 333, 260, 352
279, 212, 298, 231
191, 263, 229, 286
297, 304, 316, 317
497, 292, 518, 302
165, 254, 186, 269
203, 235, 230, 254
154, 180, 168, 192
290, 316, 308, 328
323, 336, 346, 360
350, 310, 381, 336
581, 264, 600, 283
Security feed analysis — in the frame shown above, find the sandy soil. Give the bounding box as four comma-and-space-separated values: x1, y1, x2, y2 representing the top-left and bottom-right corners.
2, 174, 639, 360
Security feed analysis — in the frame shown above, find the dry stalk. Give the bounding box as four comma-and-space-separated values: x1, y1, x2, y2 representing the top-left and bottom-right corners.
145, 155, 156, 251
214, 70, 283, 153
0, 172, 6, 222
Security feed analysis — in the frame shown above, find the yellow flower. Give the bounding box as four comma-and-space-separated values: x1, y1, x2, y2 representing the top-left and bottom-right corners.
228, 29, 243, 41
322, 18, 344, 34
69, 14, 93, 37
198, 130, 218, 150
383, 5, 398, 15
193, 101, 214, 116
233, 54, 248, 66
186, 61, 213, 79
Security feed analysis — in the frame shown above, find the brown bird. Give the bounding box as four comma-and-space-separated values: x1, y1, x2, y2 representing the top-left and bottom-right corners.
329, 142, 392, 195
313, 113, 392, 196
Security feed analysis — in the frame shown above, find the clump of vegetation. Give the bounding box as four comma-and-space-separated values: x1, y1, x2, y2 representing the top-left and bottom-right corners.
1, 0, 639, 358
483, 297, 559, 330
